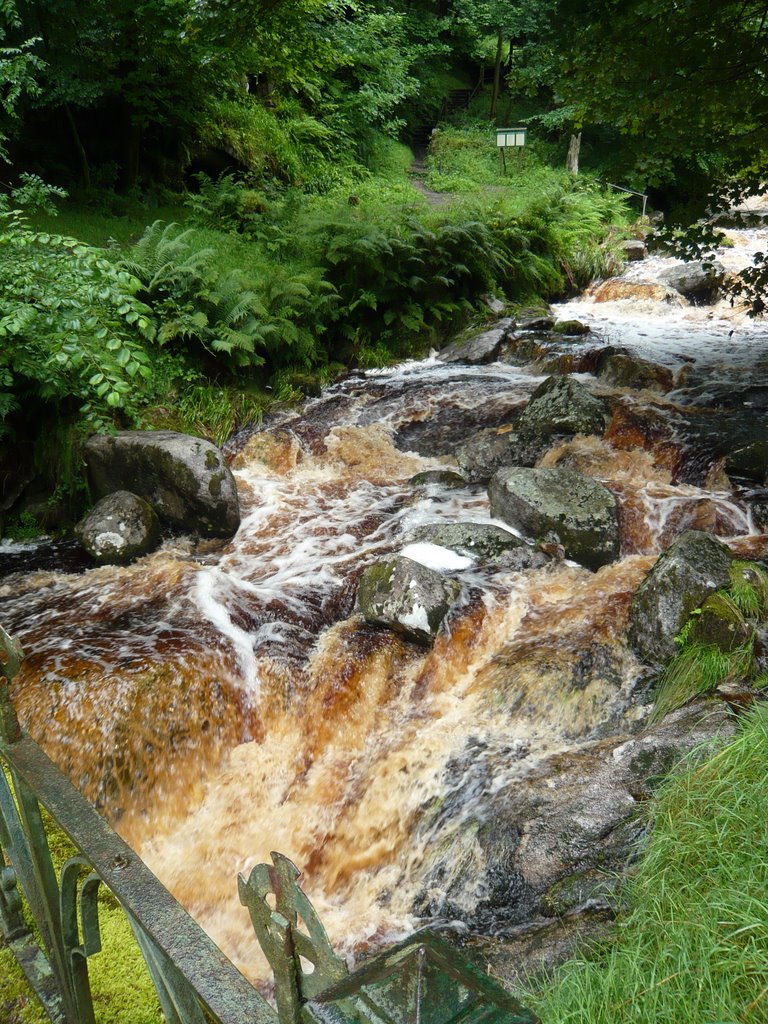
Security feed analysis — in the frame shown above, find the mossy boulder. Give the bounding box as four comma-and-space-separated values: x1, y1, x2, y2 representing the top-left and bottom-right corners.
405, 522, 525, 562
518, 375, 606, 439
84, 430, 240, 538
357, 556, 462, 644
488, 467, 619, 570
552, 319, 590, 336
628, 531, 733, 665
75, 491, 160, 565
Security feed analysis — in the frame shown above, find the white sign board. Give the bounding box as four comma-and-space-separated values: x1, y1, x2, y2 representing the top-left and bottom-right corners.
496, 129, 527, 148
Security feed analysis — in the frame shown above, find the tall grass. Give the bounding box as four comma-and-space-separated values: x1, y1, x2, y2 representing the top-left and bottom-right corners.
522, 703, 768, 1023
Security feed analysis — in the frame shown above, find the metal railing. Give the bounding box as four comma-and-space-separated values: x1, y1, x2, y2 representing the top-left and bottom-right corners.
603, 181, 649, 218
0, 625, 537, 1024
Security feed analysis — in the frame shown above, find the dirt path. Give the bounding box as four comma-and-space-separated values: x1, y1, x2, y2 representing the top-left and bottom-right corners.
408, 160, 451, 206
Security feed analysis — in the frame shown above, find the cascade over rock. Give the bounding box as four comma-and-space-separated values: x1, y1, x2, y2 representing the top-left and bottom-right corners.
357, 556, 462, 643
75, 491, 160, 565
628, 530, 733, 665
595, 351, 674, 393
431, 703, 736, 987
725, 440, 768, 484
456, 375, 607, 484
488, 467, 620, 570
85, 430, 240, 538
659, 260, 725, 304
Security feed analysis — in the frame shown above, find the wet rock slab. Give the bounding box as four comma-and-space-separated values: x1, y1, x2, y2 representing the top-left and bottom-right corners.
418, 702, 737, 986
405, 522, 525, 562
488, 467, 620, 571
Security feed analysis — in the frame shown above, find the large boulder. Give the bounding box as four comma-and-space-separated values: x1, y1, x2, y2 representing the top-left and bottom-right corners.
659, 260, 724, 304
405, 522, 525, 562
517, 375, 606, 439
357, 556, 462, 644
628, 531, 733, 665
438, 319, 513, 364
75, 491, 160, 565
85, 431, 240, 538
488, 467, 619, 570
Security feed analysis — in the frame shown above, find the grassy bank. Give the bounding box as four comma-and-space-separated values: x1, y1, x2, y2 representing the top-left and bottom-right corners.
522, 702, 768, 1023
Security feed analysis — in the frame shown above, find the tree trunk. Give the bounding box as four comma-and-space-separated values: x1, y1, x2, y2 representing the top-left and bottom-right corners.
566, 132, 582, 174
63, 104, 90, 190
489, 27, 504, 121
124, 116, 142, 191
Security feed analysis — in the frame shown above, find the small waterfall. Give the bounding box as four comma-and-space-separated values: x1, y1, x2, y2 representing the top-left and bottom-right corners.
2, 228, 767, 984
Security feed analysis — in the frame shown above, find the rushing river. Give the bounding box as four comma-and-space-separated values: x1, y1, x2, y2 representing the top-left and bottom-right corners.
2, 228, 768, 985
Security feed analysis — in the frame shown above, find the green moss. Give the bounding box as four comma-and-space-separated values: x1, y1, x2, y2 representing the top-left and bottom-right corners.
1, 775, 163, 1024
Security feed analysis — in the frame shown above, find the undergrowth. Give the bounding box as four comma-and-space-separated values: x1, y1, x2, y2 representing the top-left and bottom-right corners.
521, 702, 768, 1023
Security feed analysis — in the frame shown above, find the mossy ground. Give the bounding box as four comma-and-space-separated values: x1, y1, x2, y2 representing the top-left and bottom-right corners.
1, 779, 163, 1024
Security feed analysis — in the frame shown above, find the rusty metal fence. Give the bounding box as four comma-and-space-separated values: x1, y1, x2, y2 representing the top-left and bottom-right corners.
0, 625, 537, 1024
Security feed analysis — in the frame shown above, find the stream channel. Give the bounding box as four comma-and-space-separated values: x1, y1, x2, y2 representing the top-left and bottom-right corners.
2, 228, 768, 992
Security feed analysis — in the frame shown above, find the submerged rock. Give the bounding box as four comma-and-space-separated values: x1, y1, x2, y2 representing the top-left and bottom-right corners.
590, 280, 679, 304
357, 556, 462, 643
406, 522, 525, 562
85, 430, 240, 538
725, 440, 768, 484
488, 467, 620, 570
595, 351, 674, 393
408, 470, 467, 489
628, 530, 733, 665
659, 260, 724, 304
437, 319, 513, 364
518, 375, 606, 439
75, 491, 160, 565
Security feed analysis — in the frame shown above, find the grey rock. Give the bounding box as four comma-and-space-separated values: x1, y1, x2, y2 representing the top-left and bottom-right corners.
406, 522, 525, 561
628, 530, 733, 665
725, 440, 768, 484
408, 470, 467, 489
357, 556, 462, 644
517, 309, 555, 332
595, 351, 674, 393
517, 375, 606, 439
457, 428, 544, 484
622, 239, 647, 262
438, 319, 513, 364
75, 491, 160, 565
659, 260, 724, 304
85, 430, 240, 538
488, 467, 620, 571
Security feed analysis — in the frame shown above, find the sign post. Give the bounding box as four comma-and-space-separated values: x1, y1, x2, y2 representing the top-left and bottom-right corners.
496, 127, 527, 174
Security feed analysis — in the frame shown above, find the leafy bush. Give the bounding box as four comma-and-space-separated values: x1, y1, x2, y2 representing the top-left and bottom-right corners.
0, 210, 154, 437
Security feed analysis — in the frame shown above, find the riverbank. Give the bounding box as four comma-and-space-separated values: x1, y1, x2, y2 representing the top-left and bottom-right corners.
1, 133, 629, 539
